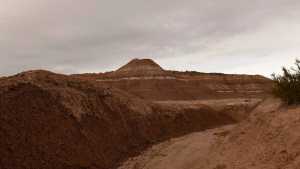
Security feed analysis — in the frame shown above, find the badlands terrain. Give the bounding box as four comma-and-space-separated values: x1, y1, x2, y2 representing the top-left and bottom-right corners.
1, 58, 299, 169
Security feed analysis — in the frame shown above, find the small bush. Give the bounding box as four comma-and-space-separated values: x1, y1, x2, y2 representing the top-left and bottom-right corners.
272, 59, 300, 105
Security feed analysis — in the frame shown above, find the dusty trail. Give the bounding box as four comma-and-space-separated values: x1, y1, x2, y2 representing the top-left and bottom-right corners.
118, 125, 235, 169
120, 98, 300, 169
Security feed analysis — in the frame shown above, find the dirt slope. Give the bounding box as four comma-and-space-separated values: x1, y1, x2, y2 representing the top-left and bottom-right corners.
202, 99, 300, 169
119, 98, 300, 169
0, 70, 238, 169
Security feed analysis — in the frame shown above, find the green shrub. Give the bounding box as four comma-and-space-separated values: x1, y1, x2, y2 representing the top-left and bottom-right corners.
272, 59, 300, 105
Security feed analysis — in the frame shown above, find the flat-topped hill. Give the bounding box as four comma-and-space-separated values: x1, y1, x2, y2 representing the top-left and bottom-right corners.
75, 58, 273, 101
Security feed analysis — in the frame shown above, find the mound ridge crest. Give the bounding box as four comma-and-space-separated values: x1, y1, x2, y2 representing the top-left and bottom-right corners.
115, 58, 166, 77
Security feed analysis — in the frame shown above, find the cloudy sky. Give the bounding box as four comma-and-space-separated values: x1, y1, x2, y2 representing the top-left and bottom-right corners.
1, 0, 300, 77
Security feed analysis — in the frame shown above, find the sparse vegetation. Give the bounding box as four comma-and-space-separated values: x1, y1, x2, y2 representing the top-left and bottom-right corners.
272, 59, 300, 105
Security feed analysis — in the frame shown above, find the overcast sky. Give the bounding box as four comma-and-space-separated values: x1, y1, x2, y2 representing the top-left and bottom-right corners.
1, 0, 300, 77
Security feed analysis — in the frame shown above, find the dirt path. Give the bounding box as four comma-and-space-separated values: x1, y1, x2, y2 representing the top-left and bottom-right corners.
118, 125, 235, 169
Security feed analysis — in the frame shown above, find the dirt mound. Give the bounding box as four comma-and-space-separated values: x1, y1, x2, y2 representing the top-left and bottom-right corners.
0, 70, 236, 169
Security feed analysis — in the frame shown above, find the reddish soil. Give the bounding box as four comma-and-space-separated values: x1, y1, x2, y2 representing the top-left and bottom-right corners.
0, 59, 276, 169
0, 70, 239, 169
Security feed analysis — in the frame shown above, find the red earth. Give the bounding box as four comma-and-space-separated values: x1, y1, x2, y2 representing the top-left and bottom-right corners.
0, 59, 275, 169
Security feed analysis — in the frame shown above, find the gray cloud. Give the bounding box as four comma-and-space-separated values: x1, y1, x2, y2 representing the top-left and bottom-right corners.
1, 0, 300, 76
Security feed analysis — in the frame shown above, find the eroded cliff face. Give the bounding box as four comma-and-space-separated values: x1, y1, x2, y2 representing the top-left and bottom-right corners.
76, 59, 273, 101
96, 75, 271, 101
0, 70, 237, 169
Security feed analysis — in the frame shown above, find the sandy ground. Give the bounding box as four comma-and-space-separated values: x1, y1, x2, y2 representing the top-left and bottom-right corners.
119, 98, 300, 169
118, 125, 235, 169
